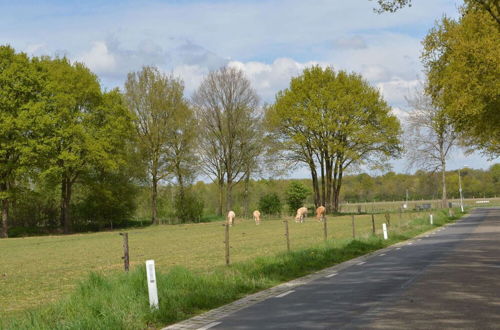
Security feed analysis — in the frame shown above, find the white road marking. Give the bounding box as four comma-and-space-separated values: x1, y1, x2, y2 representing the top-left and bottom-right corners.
276, 290, 295, 298
407, 243, 413, 245
379, 253, 386, 256
197, 322, 221, 330
325, 273, 337, 278
357, 261, 366, 265
396, 247, 401, 250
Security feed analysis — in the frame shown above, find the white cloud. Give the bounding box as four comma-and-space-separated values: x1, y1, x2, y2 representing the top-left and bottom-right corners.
376, 78, 420, 107
78, 41, 116, 74
228, 58, 324, 101
25, 43, 47, 56
171, 64, 209, 96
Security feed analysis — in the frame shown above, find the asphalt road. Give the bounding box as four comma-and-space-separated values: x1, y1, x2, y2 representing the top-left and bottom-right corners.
207, 208, 500, 330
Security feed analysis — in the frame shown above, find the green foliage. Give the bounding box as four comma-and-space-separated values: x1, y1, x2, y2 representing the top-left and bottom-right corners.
74, 172, 138, 231
174, 190, 204, 223
422, 6, 500, 155
266, 66, 401, 211
285, 181, 310, 213
125, 66, 196, 224
0, 45, 45, 237
258, 193, 282, 215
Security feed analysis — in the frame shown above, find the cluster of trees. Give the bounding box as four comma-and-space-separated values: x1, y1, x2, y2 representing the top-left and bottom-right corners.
0, 46, 136, 237
132, 164, 500, 220
375, 0, 499, 210
1, 0, 498, 237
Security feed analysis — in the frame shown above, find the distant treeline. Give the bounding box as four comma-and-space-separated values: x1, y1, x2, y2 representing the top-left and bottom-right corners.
134, 165, 500, 221
5, 164, 499, 236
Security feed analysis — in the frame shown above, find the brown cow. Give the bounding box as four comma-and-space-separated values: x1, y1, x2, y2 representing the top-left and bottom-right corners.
295, 207, 308, 223
227, 210, 236, 226
316, 206, 326, 222
253, 210, 261, 225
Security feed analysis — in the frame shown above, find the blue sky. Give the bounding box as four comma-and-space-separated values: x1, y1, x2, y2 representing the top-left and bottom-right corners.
1, 0, 497, 176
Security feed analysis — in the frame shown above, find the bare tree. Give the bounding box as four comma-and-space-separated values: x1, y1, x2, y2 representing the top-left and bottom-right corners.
125, 66, 191, 224
405, 85, 457, 208
193, 67, 260, 213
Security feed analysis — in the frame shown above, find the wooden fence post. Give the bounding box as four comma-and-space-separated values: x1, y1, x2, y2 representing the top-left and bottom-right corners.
284, 219, 291, 252
385, 212, 391, 227
371, 214, 375, 235
224, 224, 230, 266
119, 233, 129, 272
351, 214, 355, 239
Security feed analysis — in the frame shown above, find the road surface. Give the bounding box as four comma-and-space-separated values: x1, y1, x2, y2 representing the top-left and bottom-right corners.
171, 208, 500, 330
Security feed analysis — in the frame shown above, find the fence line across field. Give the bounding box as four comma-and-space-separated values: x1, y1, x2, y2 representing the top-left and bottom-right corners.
116, 205, 459, 269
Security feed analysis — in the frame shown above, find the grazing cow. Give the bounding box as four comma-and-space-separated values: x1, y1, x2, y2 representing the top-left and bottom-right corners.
295, 207, 308, 223
253, 210, 261, 225
227, 210, 236, 226
316, 206, 326, 222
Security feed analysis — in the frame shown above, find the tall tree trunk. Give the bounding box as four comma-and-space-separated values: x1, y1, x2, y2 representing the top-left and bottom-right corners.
331, 159, 344, 213
60, 175, 73, 234
217, 178, 224, 216
325, 158, 333, 213
151, 175, 158, 225
176, 166, 185, 199
441, 161, 448, 209
243, 171, 250, 218
1, 182, 8, 238
1, 198, 8, 238
320, 155, 326, 207
309, 162, 320, 208
226, 179, 233, 212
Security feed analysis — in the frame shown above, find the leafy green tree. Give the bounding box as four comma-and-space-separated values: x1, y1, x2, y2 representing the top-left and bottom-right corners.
174, 189, 204, 223
266, 66, 401, 212
36, 58, 133, 233
422, 6, 499, 156
0, 46, 43, 238
258, 193, 282, 215
125, 66, 194, 225
193, 66, 261, 213
405, 84, 457, 208
285, 181, 310, 213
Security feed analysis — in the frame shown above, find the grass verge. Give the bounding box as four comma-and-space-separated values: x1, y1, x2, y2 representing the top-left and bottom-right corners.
1, 208, 465, 330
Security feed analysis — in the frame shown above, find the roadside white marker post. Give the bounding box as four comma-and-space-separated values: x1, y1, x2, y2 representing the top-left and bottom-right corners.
382, 223, 388, 240
146, 260, 159, 309
429, 214, 433, 225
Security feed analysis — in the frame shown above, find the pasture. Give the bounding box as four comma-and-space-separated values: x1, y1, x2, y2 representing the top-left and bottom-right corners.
0, 209, 434, 317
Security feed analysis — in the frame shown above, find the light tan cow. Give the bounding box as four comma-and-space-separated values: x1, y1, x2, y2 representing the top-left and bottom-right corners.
253, 210, 261, 225
227, 210, 236, 226
295, 207, 308, 223
316, 206, 326, 222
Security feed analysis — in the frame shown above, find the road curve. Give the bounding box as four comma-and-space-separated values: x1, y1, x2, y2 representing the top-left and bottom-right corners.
170, 208, 500, 330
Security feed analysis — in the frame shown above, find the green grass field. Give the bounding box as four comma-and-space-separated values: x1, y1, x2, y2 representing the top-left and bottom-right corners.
0, 207, 465, 329
0, 209, 440, 317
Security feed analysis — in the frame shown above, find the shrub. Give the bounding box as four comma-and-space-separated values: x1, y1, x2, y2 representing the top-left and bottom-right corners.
285, 182, 310, 213
174, 189, 204, 223
258, 193, 282, 215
